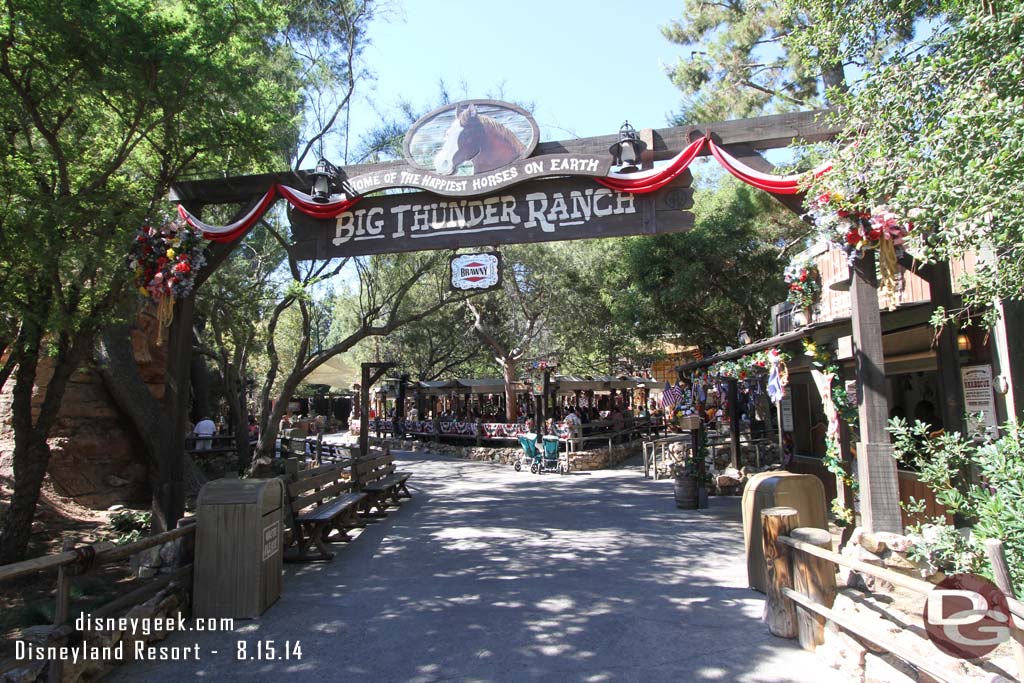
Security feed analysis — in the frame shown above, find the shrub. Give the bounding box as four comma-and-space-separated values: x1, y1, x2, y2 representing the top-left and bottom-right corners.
890, 418, 1024, 586
108, 510, 152, 546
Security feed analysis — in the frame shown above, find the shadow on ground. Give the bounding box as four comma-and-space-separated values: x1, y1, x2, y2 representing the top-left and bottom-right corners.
110, 451, 847, 683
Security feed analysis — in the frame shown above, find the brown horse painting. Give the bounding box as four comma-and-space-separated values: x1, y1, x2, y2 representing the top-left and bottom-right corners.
433, 103, 526, 176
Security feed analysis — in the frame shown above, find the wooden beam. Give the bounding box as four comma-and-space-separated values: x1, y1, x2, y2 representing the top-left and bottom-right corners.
718, 143, 808, 218
849, 250, 902, 533
169, 109, 841, 205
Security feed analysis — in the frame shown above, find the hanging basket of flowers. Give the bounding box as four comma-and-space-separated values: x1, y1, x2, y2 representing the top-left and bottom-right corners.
129, 220, 206, 345
784, 260, 821, 311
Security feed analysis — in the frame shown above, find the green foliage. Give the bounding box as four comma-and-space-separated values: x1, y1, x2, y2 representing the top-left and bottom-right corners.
605, 180, 798, 350
0, 0, 303, 562
662, 0, 843, 122
783, 1, 1024, 323
0, 0, 301, 374
891, 419, 1024, 585
108, 509, 152, 546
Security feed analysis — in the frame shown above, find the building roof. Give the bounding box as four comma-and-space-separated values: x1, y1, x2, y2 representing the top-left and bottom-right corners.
676, 301, 934, 373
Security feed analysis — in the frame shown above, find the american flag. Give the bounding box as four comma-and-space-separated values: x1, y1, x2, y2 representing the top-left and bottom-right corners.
661, 382, 684, 408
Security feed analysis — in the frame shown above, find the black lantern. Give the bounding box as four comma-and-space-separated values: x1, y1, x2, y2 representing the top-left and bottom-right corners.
738, 329, 752, 346
310, 158, 337, 203
609, 121, 646, 173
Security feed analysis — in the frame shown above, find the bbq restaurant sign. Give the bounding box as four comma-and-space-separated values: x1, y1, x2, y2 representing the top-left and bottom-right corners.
290, 177, 694, 260
451, 253, 501, 291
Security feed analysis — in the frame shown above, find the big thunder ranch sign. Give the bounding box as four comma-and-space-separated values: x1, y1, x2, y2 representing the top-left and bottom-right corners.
289, 100, 694, 260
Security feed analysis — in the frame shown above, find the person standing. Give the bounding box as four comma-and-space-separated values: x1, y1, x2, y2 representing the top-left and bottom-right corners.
193, 416, 217, 451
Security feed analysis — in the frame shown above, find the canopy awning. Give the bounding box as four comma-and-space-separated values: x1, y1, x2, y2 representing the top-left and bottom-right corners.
416, 380, 460, 395
552, 376, 606, 392
303, 355, 359, 389
455, 378, 529, 393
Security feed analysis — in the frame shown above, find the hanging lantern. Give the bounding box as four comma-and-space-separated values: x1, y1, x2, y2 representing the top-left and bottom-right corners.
609, 121, 646, 173
311, 158, 337, 203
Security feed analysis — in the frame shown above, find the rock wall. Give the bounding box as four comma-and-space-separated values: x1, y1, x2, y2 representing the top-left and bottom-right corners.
0, 323, 165, 509
365, 437, 642, 471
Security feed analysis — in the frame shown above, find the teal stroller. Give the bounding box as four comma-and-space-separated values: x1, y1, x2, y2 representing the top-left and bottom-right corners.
537, 435, 566, 474
515, 433, 540, 472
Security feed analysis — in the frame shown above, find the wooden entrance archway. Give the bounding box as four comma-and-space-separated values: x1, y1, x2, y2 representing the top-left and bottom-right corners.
160, 107, 910, 535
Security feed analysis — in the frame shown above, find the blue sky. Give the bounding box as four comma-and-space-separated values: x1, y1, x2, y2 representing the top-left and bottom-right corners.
344, 0, 689, 157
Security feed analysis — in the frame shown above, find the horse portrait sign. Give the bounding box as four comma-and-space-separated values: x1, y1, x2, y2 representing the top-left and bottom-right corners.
337, 99, 612, 198
450, 253, 501, 292
404, 100, 538, 175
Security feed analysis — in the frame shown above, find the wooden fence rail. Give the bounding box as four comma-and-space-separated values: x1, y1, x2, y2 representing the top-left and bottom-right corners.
761, 508, 1024, 683
0, 519, 197, 680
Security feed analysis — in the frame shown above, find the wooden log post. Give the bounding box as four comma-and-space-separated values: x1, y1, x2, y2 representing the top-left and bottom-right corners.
984, 538, 1024, 681
850, 250, 902, 533
176, 517, 197, 569
790, 527, 837, 650
728, 378, 741, 469
762, 506, 799, 639
53, 535, 74, 626
47, 535, 75, 683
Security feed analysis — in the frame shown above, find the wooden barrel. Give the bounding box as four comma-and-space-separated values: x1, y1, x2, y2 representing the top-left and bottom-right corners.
674, 475, 699, 509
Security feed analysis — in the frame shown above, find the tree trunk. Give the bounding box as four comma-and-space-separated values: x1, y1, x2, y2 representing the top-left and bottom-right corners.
190, 349, 212, 423
0, 323, 83, 564
822, 62, 847, 103
224, 364, 251, 474
254, 373, 304, 464
503, 359, 518, 423
0, 437, 51, 564
95, 325, 207, 524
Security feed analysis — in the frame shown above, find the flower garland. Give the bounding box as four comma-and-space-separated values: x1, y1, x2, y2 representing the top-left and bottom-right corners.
803, 339, 860, 525
784, 260, 821, 310
129, 220, 206, 344
804, 192, 914, 305
704, 348, 791, 381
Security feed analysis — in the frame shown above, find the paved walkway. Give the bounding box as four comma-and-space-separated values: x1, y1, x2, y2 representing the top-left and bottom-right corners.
113, 452, 848, 683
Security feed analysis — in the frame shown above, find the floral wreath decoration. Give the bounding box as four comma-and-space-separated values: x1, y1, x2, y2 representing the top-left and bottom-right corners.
129, 220, 207, 344
804, 191, 915, 306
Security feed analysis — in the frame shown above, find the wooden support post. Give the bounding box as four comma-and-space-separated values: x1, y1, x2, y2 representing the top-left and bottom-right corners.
790, 527, 837, 650
728, 378, 741, 469
358, 363, 370, 472
692, 426, 707, 508
850, 251, 902, 533
777, 398, 785, 463
176, 517, 197, 569
53, 535, 74, 626
155, 293, 195, 533
984, 538, 1024, 681
357, 361, 395, 472
762, 506, 799, 639
930, 260, 966, 437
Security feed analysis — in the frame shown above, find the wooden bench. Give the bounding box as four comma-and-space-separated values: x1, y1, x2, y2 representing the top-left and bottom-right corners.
283, 461, 366, 562
353, 454, 412, 516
